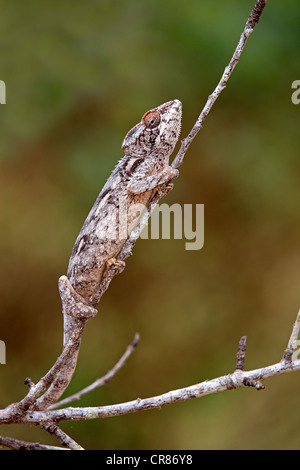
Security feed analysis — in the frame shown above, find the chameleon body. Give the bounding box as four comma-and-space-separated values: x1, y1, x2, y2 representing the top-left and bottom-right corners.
67, 99, 182, 304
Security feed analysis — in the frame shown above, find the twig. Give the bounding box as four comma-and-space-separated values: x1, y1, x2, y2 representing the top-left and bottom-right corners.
172, 0, 268, 170
11, 310, 300, 425
235, 337, 264, 390
49, 333, 140, 409
282, 309, 300, 363
0, 434, 68, 451
41, 422, 84, 450
235, 336, 247, 370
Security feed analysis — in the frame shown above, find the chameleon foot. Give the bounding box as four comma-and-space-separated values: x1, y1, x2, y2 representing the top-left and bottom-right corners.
106, 258, 126, 273
156, 182, 174, 198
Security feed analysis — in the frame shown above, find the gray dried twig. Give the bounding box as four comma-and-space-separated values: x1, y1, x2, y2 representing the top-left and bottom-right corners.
2, 310, 300, 427
0, 435, 69, 451
49, 333, 140, 410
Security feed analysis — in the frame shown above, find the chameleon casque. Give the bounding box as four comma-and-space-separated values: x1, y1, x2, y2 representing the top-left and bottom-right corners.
67, 99, 182, 305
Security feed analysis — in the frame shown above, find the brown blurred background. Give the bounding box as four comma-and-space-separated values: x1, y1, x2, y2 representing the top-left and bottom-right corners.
0, 0, 299, 450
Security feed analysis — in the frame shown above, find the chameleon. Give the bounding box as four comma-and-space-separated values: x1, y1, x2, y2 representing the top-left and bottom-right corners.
67, 99, 182, 305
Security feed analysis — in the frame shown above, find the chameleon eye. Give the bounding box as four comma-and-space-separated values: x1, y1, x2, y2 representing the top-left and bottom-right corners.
142, 110, 161, 129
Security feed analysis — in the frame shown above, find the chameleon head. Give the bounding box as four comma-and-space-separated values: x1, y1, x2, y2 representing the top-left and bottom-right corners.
122, 99, 182, 158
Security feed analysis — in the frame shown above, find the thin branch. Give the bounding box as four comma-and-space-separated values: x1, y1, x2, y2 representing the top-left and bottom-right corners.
235, 336, 247, 371
49, 333, 140, 409
0, 434, 68, 451
172, 0, 268, 169
282, 309, 300, 363
14, 310, 300, 424
41, 422, 84, 450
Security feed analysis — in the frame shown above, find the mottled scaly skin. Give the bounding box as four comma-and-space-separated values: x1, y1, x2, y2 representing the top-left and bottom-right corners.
67, 99, 182, 303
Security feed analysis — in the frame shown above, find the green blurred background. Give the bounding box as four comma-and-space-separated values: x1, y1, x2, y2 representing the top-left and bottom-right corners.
0, 0, 299, 450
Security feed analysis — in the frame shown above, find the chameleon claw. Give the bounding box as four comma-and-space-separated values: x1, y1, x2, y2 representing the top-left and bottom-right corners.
106, 258, 126, 272
156, 182, 174, 198
165, 182, 174, 191
107, 257, 117, 267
